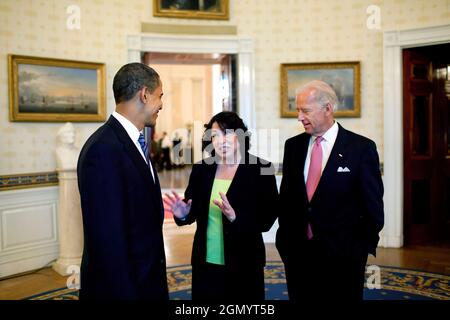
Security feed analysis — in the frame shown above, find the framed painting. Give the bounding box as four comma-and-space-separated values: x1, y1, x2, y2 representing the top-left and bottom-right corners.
153, 0, 229, 20
280, 61, 361, 118
8, 54, 106, 122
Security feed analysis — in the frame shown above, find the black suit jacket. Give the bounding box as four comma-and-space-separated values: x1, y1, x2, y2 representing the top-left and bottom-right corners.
276, 123, 384, 264
77, 116, 168, 300
174, 154, 279, 271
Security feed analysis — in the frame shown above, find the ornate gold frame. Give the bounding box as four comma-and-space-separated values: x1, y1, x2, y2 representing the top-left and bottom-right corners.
8, 54, 106, 122
153, 0, 229, 20
280, 61, 361, 118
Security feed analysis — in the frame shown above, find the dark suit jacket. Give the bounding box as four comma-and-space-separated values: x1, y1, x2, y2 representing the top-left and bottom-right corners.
77, 116, 168, 300
276, 123, 384, 265
174, 153, 279, 271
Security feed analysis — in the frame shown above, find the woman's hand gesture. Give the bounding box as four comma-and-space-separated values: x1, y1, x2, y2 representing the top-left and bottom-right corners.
163, 190, 192, 220
213, 192, 236, 222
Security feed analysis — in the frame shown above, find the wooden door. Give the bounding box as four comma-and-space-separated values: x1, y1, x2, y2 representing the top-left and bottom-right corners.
403, 45, 450, 245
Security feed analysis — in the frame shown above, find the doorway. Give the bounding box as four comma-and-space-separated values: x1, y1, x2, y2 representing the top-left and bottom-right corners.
141, 52, 238, 189
403, 44, 450, 245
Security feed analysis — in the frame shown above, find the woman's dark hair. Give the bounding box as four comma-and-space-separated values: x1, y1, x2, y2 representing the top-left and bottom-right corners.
202, 111, 251, 155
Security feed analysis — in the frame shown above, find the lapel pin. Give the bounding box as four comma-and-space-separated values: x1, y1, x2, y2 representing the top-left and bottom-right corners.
338, 153, 343, 157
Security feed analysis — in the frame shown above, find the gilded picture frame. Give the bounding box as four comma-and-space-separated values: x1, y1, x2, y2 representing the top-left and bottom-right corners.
153, 0, 229, 20
280, 61, 361, 118
8, 54, 106, 122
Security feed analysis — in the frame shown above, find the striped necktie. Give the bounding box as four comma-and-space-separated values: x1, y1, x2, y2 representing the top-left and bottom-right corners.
138, 133, 150, 164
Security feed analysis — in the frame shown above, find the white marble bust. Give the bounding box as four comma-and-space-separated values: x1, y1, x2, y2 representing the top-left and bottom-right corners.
56, 122, 79, 170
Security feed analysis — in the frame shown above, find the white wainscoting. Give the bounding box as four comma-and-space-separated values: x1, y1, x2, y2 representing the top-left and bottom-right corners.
0, 187, 59, 278
262, 175, 282, 243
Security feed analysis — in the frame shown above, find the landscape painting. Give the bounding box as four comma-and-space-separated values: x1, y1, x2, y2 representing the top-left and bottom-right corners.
280, 62, 361, 118
8, 55, 106, 122
153, 0, 229, 20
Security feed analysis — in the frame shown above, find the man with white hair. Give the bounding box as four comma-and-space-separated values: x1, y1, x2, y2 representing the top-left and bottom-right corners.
276, 80, 384, 301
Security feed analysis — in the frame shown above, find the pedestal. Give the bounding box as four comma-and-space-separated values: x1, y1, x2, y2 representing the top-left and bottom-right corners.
52, 169, 83, 276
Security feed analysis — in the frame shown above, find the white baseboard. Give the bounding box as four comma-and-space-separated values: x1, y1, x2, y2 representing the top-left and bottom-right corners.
378, 235, 404, 248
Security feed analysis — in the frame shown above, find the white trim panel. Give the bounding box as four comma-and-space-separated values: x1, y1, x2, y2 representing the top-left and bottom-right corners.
0, 187, 59, 278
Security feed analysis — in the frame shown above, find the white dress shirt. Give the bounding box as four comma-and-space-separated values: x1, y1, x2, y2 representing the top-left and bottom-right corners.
161, 135, 171, 149
303, 121, 339, 183
112, 111, 155, 182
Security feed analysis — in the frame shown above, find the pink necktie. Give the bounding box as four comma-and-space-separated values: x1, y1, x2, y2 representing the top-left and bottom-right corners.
305, 136, 323, 239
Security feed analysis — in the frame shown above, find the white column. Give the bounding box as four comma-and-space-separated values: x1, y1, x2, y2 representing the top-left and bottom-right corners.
52, 169, 83, 275
127, 35, 141, 63
382, 35, 404, 248
237, 50, 255, 130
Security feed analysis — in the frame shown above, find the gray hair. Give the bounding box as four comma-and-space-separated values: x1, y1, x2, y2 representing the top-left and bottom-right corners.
295, 80, 339, 112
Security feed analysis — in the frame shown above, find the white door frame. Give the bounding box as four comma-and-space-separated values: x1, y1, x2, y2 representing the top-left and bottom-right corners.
127, 33, 256, 129
382, 24, 450, 248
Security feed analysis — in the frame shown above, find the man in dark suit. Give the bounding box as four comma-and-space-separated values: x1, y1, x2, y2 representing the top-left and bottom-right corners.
77, 63, 168, 300
276, 80, 384, 301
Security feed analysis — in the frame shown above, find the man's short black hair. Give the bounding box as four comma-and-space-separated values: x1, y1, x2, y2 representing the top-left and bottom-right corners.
112, 63, 160, 104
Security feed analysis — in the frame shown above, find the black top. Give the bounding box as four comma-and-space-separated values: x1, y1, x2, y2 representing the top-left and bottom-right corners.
175, 153, 279, 271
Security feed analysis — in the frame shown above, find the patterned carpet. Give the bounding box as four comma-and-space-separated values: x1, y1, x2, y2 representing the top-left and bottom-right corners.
24, 261, 450, 300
